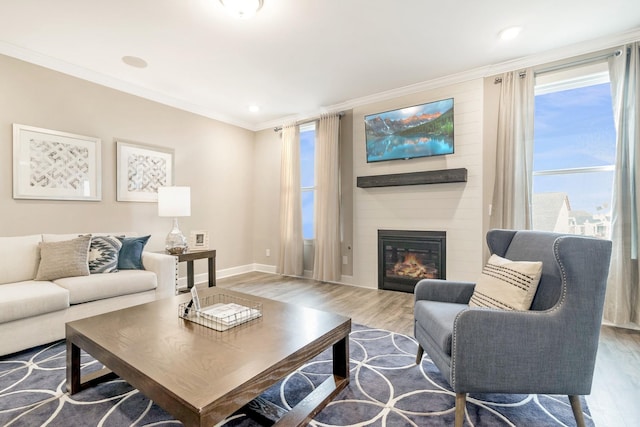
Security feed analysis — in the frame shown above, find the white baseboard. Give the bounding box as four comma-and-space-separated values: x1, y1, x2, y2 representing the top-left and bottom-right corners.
177, 264, 361, 289
177, 263, 276, 289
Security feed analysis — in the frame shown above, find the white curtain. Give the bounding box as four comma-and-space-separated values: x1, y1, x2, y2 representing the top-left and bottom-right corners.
605, 43, 640, 327
313, 114, 341, 282
277, 124, 304, 276
490, 69, 535, 230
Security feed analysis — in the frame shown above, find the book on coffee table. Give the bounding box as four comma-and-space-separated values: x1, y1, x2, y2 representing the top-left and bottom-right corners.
200, 302, 261, 327
179, 293, 263, 331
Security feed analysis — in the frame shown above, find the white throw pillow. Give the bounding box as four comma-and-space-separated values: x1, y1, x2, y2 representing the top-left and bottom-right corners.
469, 254, 543, 311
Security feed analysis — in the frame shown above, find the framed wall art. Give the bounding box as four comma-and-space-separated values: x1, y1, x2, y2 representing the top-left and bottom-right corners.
116, 140, 174, 202
189, 230, 209, 250
13, 124, 102, 201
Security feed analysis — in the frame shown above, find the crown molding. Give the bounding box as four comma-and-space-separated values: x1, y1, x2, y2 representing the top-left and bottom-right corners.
256, 27, 640, 131
0, 41, 257, 131
2, 25, 639, 134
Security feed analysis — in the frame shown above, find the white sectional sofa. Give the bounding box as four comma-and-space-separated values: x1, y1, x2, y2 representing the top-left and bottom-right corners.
0, 233, 177, 356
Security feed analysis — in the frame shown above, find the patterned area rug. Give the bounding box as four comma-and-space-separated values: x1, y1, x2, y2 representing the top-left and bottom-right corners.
0, 324, 593, 426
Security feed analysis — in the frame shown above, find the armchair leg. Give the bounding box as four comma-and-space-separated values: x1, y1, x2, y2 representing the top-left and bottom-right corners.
455, 392, 466, 427
416, 345, 424, 364
568, 395, 586, 427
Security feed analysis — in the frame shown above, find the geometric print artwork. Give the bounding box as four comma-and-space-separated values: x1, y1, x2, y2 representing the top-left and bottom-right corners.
127, 154, 168, 193
88, 236, 123, 274
0, 324, 594, 427
29, 138, 89, 189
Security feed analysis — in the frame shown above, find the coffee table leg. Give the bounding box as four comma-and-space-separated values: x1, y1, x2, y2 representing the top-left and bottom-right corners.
333, 335, 349, 379
67, 340, 81, 394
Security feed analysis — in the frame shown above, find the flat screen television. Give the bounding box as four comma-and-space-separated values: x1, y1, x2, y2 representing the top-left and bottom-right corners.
364, 98, 454, 163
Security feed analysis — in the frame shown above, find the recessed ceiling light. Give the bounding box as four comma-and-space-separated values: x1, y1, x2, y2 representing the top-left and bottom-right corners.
498, 26, 522, 41
122, 56, 148, 68
249, 105, 260, 113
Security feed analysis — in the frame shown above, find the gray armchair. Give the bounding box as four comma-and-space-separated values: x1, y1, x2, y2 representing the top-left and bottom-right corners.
414, 229, 612, 427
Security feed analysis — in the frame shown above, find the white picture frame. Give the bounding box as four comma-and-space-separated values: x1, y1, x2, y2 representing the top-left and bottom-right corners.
116, 140, 174, 202
189, 230, 209, 250
13, 124, 102, 201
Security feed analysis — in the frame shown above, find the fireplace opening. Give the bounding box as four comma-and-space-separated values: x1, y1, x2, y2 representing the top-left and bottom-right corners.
378, 230, 446, 293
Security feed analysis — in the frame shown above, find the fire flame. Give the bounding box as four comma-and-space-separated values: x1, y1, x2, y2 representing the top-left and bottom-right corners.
391, 252, 437, 279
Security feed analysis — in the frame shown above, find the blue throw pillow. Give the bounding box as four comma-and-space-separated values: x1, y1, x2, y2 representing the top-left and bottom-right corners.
117, 235, 150, 270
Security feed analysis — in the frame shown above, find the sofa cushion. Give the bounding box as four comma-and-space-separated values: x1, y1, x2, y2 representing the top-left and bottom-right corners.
117, 235, 150, 270
0, 281, 69, 323
414, 300, 467, 356
89, 236, 123, 274
54, 270, 157, 304
468, 254, 543, 311
35, 235, 91, 281
0, 234, 42, 285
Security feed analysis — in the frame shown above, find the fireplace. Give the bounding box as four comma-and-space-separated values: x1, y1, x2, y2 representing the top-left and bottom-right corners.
378, 230, 446, 293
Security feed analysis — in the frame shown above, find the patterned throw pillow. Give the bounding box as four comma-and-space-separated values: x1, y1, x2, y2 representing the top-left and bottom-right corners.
88, 236, 123, 274
468, 254, 543, 311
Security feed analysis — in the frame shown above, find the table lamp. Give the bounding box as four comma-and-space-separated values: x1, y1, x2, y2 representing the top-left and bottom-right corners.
158, 186, 191, 254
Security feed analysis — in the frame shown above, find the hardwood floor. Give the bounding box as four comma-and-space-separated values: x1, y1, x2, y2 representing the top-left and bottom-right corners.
213, 271, 640, 427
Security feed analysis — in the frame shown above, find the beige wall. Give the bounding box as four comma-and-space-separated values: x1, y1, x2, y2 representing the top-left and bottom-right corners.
0, 54, 255, 275
352, 79, 486, 288
252, 127, 281, 268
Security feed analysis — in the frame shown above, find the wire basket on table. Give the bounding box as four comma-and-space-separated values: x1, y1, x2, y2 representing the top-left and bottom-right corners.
178, 293, 262, 331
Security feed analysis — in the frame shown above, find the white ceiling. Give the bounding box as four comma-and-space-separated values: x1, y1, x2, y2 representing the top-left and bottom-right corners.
1, 0, 639, 131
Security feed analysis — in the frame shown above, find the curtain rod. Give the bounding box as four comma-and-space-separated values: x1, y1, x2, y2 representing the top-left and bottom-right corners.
273, 111, 345, 132
535, 49, 621, 76
494, 49, 622, 84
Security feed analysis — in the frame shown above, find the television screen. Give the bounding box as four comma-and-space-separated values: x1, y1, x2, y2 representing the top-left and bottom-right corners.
364, 98, 454, 163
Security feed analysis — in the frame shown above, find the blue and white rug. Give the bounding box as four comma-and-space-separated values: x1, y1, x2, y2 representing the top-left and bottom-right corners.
0, 325, 592, 426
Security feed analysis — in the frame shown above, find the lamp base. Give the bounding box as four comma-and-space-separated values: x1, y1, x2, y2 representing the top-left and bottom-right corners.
166, 218, 188, 254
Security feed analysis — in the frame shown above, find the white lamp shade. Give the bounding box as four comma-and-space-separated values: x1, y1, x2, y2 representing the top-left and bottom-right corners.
158, 186, 191, 217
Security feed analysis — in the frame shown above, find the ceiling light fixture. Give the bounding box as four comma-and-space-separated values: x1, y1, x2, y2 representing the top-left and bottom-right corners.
498, 26, 522, 41
249, 105, 260, 113
220, 0, 263, 19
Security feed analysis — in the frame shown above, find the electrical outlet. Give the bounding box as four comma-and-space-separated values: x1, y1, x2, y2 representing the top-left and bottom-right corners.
342, 255, 348, 265
266, 249, 270, 257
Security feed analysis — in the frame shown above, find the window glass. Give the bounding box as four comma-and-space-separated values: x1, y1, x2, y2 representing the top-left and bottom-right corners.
532, 69, 615, 238
534, 83, 616, 171
300, 123, 316, 239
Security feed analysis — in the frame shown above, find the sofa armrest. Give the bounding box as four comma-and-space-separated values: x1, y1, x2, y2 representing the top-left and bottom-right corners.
142, 252, 177, 298
414, 279, 475, 304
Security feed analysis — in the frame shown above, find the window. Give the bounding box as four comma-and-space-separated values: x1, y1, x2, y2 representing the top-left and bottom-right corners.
532, 63, 616, 238
300, 123, 316, 240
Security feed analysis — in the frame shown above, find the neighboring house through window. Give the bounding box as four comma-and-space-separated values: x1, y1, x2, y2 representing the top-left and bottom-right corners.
532, 62, 616, 238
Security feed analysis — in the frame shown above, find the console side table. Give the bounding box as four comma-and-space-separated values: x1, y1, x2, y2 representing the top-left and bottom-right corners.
168, 249, 216, 293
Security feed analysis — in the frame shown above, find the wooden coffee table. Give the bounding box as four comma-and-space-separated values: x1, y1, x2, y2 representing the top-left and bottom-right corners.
66, 288, 351, 426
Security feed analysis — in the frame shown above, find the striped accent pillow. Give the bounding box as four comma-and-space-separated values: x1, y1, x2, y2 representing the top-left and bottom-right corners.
469, 254, 543, 310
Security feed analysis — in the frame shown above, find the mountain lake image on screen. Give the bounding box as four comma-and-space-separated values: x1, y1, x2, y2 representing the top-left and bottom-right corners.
364, 98, 454, 163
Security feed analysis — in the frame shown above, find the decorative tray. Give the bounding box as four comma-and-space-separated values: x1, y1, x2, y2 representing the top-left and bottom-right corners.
178, 293, 262, 332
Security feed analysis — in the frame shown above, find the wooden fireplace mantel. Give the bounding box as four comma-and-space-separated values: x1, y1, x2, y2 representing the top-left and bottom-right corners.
356, 168, 467, 188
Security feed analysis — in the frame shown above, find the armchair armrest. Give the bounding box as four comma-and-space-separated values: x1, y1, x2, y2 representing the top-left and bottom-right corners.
142, 251, 177, 299
414, 279, 475, 304
451, 308, 595, 395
